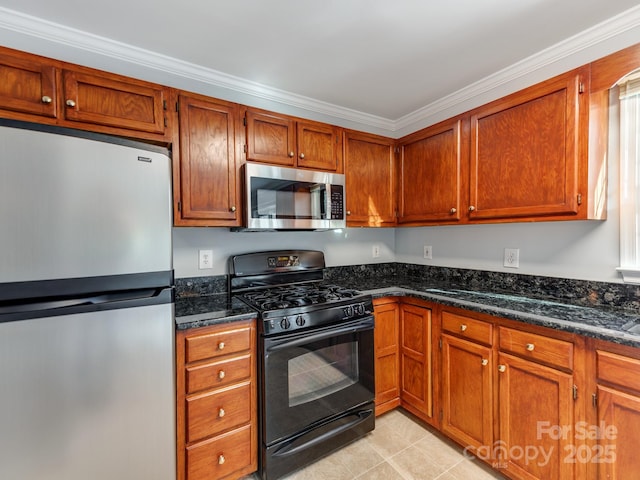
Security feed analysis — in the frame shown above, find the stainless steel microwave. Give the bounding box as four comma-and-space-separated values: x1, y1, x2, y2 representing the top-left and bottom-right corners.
241, 162, 346, 231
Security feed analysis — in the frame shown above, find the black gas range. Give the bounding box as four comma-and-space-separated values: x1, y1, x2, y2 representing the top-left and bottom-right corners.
228, 250, 374, 336
228, 250, 375, 480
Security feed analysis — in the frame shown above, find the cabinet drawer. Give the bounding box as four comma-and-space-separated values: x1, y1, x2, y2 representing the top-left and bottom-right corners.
442, 311, 493, 345
499, 327, 573, 370
185, 325, 252, 364
186, 353, 251, 394
597, 350, 640, 393
186, 382, 252, 443
186, 424, 252, 480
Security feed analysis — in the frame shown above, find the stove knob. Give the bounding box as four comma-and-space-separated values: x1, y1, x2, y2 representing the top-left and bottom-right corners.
354, 303, 365, 315
280, 317, 291, 330
295, 315, 306, 327
343, 305, 354, 318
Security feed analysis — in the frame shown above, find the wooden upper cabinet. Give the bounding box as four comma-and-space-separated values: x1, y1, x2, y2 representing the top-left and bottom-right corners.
0, 46, 170, 142
398, 117, 468, 225
344, 130, 396, 226
245, 109, 296, 166
175, 93, 240, 226
62, 68, 167, 135
0, 50, 57, 119
469, 67, 589, 221
245, 107, 343, 172
296, 120, 341, 171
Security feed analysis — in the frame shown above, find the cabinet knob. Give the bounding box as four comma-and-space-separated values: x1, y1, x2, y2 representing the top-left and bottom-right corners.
65, 99, 76, 108
346, 210, 351, 216
481, 359, 489, 366
526, 343, 535, 351
460, 324, 467, 332
498, 365, 506, 373
41, 95, 53, 104
450, 207, 457, 214
299, 153, 305, 159
218, 408, 225, 418
218, 341, 225, 350
218, 370, 226, 380
218, 455, 225, 465
288, 151, 295, 158
468, 205, 476, 212
230, 205, 236, 212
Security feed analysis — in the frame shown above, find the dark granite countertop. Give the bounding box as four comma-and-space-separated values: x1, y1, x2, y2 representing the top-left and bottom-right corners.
174, 265, 640, 348
175, 294, 257, 330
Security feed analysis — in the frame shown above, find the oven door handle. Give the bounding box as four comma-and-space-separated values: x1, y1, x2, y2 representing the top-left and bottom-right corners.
272, 408, 374, 458
264, 317, 373, 353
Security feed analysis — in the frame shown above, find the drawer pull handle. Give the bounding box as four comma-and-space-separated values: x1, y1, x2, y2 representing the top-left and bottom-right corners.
218, 408, 225, 418
526, 343, 535, 351
41, 95, 53, 104
481, 359, 488, 366
498, 365, 506, 373
218, 370, 226, 380
65, 99, 76, 107
218, 342, 225, 350
460, 324, 467, 332
218, 454, 225, 465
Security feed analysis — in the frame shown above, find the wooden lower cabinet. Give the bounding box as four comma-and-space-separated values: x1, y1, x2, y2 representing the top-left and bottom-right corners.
176, 320, 257, 480
497, 351, 576, 479
593, 344, 640, 479
399, 299, 437, 426
373, 298, 400, 415
441, 332, 493, 454
437, 307, 584, 480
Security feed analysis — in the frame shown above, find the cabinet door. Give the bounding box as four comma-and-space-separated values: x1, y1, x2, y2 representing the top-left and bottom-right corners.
596, 386, 640, 479
498, 352, 575, 480
374, 300, 400, 415
344, 131, 396, 227
469, 68, 588, 220
177, 94, 239, 225
0, 50, 57, 118
245, 109, 296, 166
441, 334, 493, 453
62, 69, 167, 134
398, 117, 467, 224
400, 303, 434, 423
296, 120, 342, 172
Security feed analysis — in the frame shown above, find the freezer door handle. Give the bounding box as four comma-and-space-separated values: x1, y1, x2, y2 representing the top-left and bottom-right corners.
0, 287, 173, 321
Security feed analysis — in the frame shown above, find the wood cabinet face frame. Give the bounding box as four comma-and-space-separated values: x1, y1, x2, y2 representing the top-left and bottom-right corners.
176, 320, 258, 480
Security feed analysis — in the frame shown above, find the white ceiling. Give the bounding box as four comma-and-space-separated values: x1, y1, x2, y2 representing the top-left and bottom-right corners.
0, 0, 639, 134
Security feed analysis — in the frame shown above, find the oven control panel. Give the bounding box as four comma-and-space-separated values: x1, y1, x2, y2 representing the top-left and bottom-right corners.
261, 300, 373, 336
267, 255, 300, 268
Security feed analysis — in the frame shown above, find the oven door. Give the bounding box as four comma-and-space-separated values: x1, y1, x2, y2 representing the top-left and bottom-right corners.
261, 316, 374, 445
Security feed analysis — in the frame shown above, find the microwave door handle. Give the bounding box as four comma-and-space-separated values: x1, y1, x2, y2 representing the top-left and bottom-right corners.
265, 318, 373, 353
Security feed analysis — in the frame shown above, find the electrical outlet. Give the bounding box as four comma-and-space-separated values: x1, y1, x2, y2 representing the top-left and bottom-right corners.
199, 249, 213, 269
372, 245, 380, 258
423, 245, 433, 259
504, 248, 520, 268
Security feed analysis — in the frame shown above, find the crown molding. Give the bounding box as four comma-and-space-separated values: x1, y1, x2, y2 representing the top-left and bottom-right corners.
1, 5, 640, 136
394, 4, 640, 135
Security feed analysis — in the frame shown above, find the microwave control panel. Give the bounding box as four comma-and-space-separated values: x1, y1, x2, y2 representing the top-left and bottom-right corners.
330, 185, 344, 220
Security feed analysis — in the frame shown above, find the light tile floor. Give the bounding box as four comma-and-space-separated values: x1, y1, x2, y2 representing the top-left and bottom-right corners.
245, 408, 507, 480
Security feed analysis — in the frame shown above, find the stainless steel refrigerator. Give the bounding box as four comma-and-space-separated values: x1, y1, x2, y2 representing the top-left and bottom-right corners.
0, 120, 176, 480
